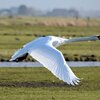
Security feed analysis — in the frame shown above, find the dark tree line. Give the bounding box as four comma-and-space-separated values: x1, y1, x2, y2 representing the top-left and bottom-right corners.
0, 5, 79, 18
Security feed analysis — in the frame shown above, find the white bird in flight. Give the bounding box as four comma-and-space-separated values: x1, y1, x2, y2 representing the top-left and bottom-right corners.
10, 35, 100, 86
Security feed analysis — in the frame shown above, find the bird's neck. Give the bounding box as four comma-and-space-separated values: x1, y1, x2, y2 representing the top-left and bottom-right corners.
64, 36, 97, 43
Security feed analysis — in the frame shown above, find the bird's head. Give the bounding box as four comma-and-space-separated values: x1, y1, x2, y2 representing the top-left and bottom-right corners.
97, 35, 100, 40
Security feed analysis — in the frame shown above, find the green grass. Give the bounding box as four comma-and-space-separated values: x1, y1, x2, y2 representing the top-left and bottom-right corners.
0, 67, 100, 100
0, 17, 100, 99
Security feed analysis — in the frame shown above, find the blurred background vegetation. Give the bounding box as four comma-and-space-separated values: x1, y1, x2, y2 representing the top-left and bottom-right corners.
0, 16, 100, 62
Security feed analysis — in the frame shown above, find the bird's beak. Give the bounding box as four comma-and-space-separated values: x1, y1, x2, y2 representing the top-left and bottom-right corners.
97, 35, 100, 40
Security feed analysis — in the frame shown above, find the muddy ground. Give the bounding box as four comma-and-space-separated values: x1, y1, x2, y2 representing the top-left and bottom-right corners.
0, 81, 69, 87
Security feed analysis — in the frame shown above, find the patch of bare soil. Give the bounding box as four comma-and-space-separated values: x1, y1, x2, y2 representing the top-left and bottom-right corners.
0, 81, 69, 87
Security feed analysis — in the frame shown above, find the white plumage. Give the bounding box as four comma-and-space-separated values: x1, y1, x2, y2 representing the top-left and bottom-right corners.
10, 35, 100, 86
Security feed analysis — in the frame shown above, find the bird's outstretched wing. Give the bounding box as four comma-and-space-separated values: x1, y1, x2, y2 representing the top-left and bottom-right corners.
28, 44, 80, 86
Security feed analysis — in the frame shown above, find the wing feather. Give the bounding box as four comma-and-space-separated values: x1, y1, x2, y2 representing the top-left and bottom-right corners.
28, 44, 80, 86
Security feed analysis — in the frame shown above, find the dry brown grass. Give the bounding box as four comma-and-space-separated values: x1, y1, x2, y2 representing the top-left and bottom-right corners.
34, 18, 100, 27
0, 17, 100, 27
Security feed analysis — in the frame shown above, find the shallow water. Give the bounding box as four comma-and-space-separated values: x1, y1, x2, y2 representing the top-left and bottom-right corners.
0, 62, 100, 67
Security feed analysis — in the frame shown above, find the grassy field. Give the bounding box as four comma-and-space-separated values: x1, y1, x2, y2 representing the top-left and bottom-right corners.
0, 17, 100, 100
0, 67, 100, 100
0, 17, 100, 61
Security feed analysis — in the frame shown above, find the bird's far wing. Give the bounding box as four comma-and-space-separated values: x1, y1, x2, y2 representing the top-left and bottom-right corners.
10, 47, 28, 61
28, 44, 80, 86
